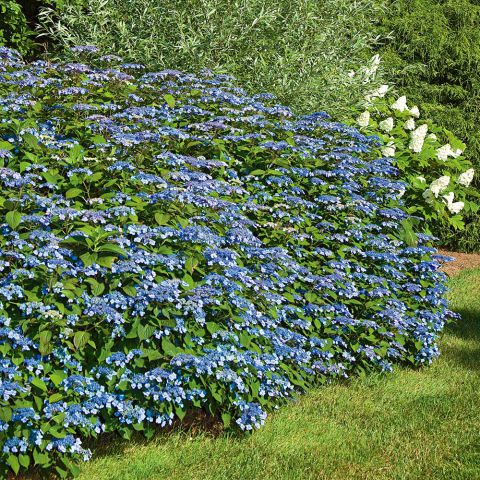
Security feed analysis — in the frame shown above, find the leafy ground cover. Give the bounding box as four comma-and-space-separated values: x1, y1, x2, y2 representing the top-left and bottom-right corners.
74, 267, 480, 480
0, 46, 454, 477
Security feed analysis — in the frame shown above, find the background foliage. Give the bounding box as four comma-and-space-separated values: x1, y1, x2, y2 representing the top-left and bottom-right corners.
375, 0, 480, 164
0, 0, 35, 55
36, 0, 387, 118
374, 0, 480, 252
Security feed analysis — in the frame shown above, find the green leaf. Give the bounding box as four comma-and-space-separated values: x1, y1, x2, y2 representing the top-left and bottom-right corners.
68, 144, 84, 162
33, 450, 50, 466
50, 372, 66, 387
6, 210, 21, 230
185, 256, 198, 274
175, 405, 186, 420
49, 393, 63, 403
206, 322, 221, 334
74, 331, 91, 350
0, 140, 13, 150
85, 278, 105, 296
0, 407, 12, 422
398, 219, 418, 247
161, 337, 178, 356
97, 255, 116, 268
449, 215, 465, 231
80, 252, 98, 267
138, 324, 156, 341
97, 243, 128, 256
42, 171, 59, 184
7, 454, 20, 474
65, 187, 83, 199
163, 94, 176, 108
122, 285, 137, 297
31, 377, 47, 392
221, 412, 231, 427
144, 348, 162, 361
155, 212, 171, 225
39, 331, 52, 355
91, 135, 107, 145
22, 132, 40, 150
18, 454, 30, 468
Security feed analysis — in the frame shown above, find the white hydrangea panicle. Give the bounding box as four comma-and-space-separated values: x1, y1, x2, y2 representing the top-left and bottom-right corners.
391, 95, 408, 112
379, 117, 394, 132
381, 141, 396, 157
404, 118, 415, 130
409, 106, 420, 118
457, 168, 474, 187
442, 192, 454, 205
377, 84, 389, 97
437, 143, 464, 161
429, 175, 450, 197
364, 84, 389, 103
356, 110, 370, 127
448, 201, 464, 214
442, 192, 464, 214
409, 124, 428, 152
437, 144, 455, 161
451, 148, 463, 158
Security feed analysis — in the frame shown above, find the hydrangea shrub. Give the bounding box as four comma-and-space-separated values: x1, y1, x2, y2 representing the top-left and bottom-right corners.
0, 46, 454, 478
355, 87, 478, 234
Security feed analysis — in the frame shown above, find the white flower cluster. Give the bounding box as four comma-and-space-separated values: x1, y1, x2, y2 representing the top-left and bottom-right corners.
442, 192, 465, 214
404, 118, 415, 130
356, 110, 370, 127
436, 143, 463, 161
391, 95, 408, 112
429, 175, 450, 197
379, 117, 394, 132
357, 86, 473, 220
409, 124, 429, 153
457, 168, 474, 187
381, 141, 396, 157
421, 170, 473, 214
365, 84, 389, 103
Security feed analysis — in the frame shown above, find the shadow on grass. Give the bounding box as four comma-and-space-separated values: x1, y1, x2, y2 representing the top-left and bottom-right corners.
82, 408, 226, 460
11, 410, 227, 480
444, 308, 480, 371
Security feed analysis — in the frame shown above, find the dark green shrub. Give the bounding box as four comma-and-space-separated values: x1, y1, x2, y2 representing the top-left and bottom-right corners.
375, 0, 480, 251
376, 0, 480, 163
0, 1, 35, 55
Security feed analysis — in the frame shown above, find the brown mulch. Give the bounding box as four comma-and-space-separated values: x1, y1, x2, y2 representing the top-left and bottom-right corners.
438, 249, 480, 276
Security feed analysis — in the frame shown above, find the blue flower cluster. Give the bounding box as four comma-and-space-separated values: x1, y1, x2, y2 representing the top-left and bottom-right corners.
0, 46, 455, 477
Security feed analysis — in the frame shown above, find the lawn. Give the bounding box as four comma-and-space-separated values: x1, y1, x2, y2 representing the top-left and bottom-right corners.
76, 268, 480, 480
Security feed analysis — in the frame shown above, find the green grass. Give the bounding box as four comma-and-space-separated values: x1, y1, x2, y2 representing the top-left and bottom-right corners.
76, 268, 480, 480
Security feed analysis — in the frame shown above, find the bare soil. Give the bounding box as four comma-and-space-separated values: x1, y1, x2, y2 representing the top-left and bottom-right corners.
438, 249, 480, 276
